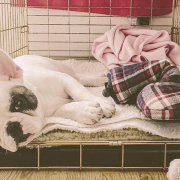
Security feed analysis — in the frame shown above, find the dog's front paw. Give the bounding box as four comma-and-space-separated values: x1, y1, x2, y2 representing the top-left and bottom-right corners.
1, 129, 17, 152
78, 102, 103, 124
9, 116, 42, 135
97, 98, 116, 118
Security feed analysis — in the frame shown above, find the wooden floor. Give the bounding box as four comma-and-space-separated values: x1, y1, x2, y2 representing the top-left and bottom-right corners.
0, 170, 168, 180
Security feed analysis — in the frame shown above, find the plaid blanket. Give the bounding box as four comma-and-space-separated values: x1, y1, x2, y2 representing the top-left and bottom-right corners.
109, 59, 180, 120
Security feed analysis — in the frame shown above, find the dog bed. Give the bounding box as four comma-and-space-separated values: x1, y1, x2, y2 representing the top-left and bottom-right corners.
25, 59, 180, 145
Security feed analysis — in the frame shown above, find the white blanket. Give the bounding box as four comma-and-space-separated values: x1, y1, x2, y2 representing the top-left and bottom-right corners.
20, 59, 180, 147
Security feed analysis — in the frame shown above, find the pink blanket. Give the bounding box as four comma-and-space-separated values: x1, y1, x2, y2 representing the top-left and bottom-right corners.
92, 24, 180, 69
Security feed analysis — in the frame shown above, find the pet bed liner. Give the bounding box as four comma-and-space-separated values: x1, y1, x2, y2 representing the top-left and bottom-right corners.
21, 59, 180, 147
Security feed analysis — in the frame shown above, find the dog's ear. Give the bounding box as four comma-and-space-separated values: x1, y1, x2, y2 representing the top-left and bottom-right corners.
0, 49, 23, 80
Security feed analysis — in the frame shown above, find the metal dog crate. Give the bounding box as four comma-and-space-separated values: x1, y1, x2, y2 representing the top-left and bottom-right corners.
0, 0, 180, 170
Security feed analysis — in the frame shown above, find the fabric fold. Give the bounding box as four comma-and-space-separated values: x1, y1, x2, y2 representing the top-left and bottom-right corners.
92, 24, 180, 69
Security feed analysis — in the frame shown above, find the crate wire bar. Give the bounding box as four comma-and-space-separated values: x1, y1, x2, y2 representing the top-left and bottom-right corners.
1, 0, 180, 60
0, 0, 180, 170
27, 0, 179, 60
0, 0, 28, 58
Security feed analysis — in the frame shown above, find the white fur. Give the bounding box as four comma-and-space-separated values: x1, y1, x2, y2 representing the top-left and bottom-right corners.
167, 159, 180, 180
0, 53, 115, 152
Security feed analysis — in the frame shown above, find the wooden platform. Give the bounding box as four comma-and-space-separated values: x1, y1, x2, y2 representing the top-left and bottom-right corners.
0, 170, 168, 180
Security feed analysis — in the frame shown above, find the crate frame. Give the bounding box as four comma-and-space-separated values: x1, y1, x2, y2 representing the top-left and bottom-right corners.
0, 0, 180, 170
0, 140, 180, 170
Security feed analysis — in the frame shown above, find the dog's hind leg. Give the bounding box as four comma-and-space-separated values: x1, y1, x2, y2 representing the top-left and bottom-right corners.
78, 73, 108, 87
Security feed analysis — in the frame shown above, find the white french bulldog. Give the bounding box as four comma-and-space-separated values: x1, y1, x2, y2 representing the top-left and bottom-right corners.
0, 49, 115, 152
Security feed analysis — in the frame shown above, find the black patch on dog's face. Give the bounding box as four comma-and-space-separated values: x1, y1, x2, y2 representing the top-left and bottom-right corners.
9, 85, 38, 113
6, 121, 30, 145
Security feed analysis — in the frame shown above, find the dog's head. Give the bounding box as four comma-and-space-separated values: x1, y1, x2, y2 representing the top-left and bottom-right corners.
0, 50, 43, 152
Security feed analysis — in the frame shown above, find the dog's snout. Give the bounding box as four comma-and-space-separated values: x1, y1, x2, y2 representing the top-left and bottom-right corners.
6, 121, 30, 144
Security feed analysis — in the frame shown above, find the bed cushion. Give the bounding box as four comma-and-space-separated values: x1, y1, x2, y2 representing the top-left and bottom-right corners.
137, 82, 180, 120
110, 60, 168, 104
137, 65, 180, 120
110, 59, 174, 104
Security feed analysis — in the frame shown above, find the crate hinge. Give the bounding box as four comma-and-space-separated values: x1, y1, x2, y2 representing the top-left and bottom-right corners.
109, 141, 122, 146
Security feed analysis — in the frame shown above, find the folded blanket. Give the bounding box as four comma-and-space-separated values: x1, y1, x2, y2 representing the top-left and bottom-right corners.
18, 59, 180, 149
92, 24, 180, 69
